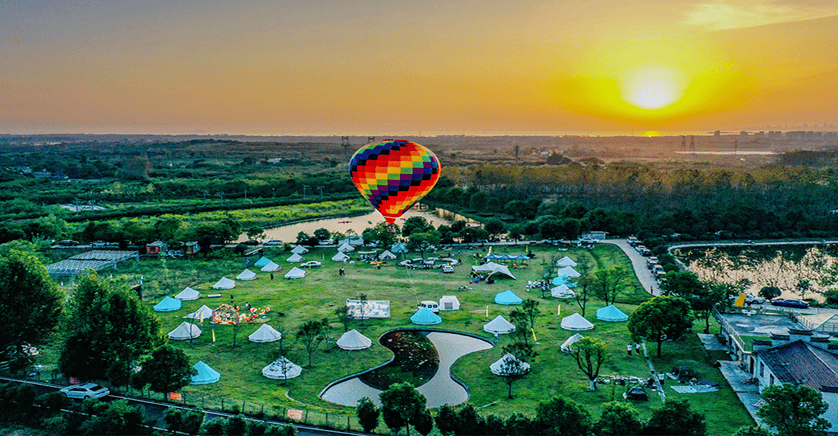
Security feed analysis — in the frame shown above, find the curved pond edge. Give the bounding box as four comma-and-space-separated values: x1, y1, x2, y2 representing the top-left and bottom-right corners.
318, 328, 495, 407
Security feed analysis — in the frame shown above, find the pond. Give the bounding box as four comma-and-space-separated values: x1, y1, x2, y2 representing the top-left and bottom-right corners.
674, 244, 838, 300
236, 208, 455, 243
319, 330, 493, 408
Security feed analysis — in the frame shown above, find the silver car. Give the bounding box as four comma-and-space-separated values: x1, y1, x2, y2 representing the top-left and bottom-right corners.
60, 383, 110, 399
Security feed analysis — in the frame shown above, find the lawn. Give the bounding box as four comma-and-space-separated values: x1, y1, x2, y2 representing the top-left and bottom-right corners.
41, 243, 754, 434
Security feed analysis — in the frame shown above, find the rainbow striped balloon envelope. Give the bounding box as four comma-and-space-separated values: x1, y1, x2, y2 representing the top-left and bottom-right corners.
349, 139, 440, 224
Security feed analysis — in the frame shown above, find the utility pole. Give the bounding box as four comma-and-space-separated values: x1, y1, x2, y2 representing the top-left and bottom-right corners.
203, 191, 207, 204
217, 192, 224, 203
303, 185, 308, 198
341, 136, 350, 160
318, 186, 324, 198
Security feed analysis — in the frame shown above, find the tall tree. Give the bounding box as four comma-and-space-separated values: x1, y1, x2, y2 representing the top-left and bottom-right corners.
313, 228, 331, 242
296, 318, 329, 367
534, 396, 593, 436
500, 341, 536, 399
627, 296, 693, 357
59, 275, 163, 384
0, 250, 63, 367
596, 402, 643, 436
573, 260, 595, 316
356, 397, 380, 433
520, 299, 541, 333
406, 231, 440, 259
756, 383, 830, 436
380, 382, 427, 436
402, 216, 432, 238
134, 345, 196, 394
662, 271, 727, 334
571, 337, 609, 391
644, 399, 707, 436
591, 267, 628, 306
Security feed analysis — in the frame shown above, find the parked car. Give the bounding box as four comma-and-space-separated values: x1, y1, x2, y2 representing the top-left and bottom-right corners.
300, 261, 322, 268
442, 265, 454, 273
770, 298, 809, 308
744, 294, 765, 304
263, 240, 283, 246
60, 383, 109, 400
418, 301, 440, 313
59, 240, 80, 247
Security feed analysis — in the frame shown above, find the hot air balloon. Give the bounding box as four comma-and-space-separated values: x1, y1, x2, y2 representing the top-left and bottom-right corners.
349, 139, 440, 224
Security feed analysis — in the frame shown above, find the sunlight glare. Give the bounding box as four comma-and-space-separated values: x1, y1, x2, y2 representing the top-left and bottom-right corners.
621, 66, 685, 110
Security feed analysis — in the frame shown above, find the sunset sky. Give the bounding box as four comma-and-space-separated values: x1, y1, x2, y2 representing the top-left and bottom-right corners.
1, 0, 837, 135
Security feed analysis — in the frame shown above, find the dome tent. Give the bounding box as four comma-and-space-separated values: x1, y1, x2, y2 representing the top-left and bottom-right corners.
154, 296, 182, 312
191, 361, 220, 385
439, 295, 460, 311
338, 243, 355, 252
490, 353, 530, 376
236, 269, 257, 281
168, 322, 201, 340
556, 266, 581, 278
175, 287, 200, 301
291, 245, 309, 254
379, 250, 397, 260
249, 324, 282, 343
561, 313, 595, 331
284, 267, 306, 279
552, 275, 571, 286
262, 357, 302, 380
596, 304, 628, 322
184, 305, 213, 320
391, 243, 408, 254
332, 252, 350, 262
551, 284, 576, 299
556, 256, 578, 267
286, 253, 304, 263
561, 333, 584, 353
411, 307, 442, 325
494, 290, 523, 305
337, 329, 372, 350
261, 261, 281, 272
212, 277, 235, 290
254, 256, 272, 267
483, 315, 515, 334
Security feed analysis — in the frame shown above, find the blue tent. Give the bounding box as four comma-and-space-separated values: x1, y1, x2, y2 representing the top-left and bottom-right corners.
391, 243, 408, 254
552, 275, 571, 286
411, 308, 442, 325
191, 361, 220, 385
513, 255, 531, 260
596, 304, 629, 322
254, 256, 272, 267
484, 254, 505, 260
494, 290, 523, 305
153, 296, 181, 312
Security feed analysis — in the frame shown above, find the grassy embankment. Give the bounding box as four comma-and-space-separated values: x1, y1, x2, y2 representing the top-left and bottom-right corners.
41, 243, 753, 434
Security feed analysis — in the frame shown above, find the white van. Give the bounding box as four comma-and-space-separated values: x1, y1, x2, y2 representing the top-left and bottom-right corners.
418, 301, 440, 313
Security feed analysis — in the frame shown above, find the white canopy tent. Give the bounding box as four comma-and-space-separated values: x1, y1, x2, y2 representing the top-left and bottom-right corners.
261, 261, 281, 272
561, 333, 585, 353
338, 243, 355, 253
471, 262, 517, 280
379, 250, 397, 261
212, 277, 235, 290
556, 266, 581, 278
262, 357, 302, 380
551, 284, 576, 299
556, 256, 578, 267
332, 252, 350, 262
490, 353, 530, 376
336, 329, 372, 350
483, 315, 515, 334
561, 313, 595, 331
236, 269, 257, 281
168, 322, 201, 340
249, 324, 282, 343
184, 305, 214, 320
285, 267, 306, 279
175, 287, 200, 301
439, 295, 460, 311
291, 245, 309, 254
286, 253, 304, 263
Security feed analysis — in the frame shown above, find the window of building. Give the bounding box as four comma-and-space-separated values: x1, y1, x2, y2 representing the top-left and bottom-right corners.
759, 363, 764, 377
769, 374, 774, 385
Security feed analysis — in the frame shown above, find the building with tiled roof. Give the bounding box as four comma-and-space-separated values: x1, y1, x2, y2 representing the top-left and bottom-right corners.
753, 329, 838, 430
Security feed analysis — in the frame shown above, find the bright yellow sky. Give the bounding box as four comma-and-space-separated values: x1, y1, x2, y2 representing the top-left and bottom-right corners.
1, 1, 836, 134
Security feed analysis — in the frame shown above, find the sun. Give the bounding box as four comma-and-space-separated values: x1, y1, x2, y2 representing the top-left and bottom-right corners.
621, 66, 685, 110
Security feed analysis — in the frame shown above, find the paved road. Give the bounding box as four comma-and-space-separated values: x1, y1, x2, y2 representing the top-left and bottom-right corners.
601, 239, 661, 296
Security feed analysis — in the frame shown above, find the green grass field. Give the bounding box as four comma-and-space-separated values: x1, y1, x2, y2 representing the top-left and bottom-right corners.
45, 243, 754, 434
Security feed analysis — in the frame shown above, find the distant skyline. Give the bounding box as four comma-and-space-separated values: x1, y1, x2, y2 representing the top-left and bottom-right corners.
2, 0, 837, 135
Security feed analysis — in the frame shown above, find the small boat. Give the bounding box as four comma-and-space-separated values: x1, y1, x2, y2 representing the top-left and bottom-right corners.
338, 220, 352, 224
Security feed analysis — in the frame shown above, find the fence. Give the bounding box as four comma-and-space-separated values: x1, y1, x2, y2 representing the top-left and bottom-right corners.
14, 369, 367, 433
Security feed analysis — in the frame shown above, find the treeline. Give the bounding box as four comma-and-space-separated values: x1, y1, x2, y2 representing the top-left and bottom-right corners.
426, 162, 838, 241
0, 383, 296, 436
